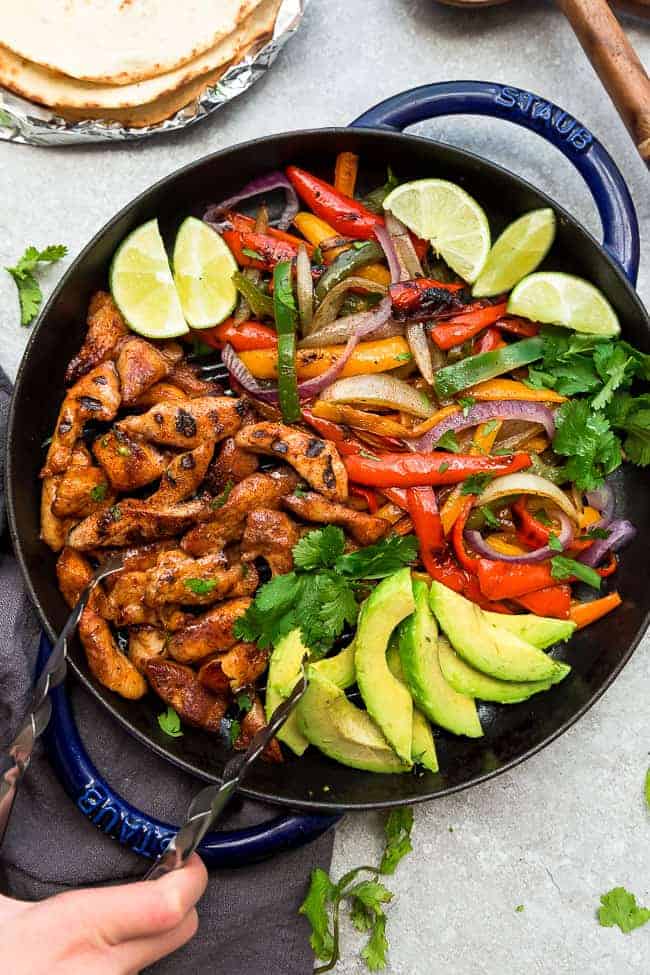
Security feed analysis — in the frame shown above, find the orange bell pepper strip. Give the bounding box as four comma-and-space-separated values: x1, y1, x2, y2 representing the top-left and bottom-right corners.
473, 328, 506, 354
334, 152, 359, 198
310, 400, 412, 439
569, 591, 622, 628
201, 319, 277, 352
344, 450, 531, 489
410, 405, 461, 439
239, 336, 412, 380
430, 302, 509, 350
408, 486, 445, 571
496, 316, 540, 338
286, 166, 384, 239
469, 377, 566, 404
514, 585, 571, 619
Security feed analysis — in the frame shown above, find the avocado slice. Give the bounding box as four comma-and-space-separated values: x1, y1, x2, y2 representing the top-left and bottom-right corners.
311, 638, 356, 689
482, 611, 576, 649
354, 568, 415, 764
398, 580, 483, 738
429, 581, 561, 683
265, 629, 309, 756
296, 670, 410, 773
438, 637, 571, 703
386, 643, 438, 772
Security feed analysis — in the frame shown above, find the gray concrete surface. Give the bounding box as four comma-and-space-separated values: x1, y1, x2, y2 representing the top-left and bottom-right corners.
1, 0, 649, 971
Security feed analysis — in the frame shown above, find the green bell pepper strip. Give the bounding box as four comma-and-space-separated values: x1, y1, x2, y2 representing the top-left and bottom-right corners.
434, 337, 545, 400
314, 240, 384, 303
273, 261, 301, 423
233, 271, 275, 319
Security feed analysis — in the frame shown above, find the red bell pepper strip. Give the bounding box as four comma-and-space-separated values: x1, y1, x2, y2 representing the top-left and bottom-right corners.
451, 496, 479, 573
408, 487, 444, 570
410, 234, 430, 263
390, 278, 465, 319
225, 212, 314, 254
381, 487, 410, 511
343, 450, 532, 489
350, 485, 379, 513
496, 316, 540, 338
477, 559, 556, 600
514, 585, 571, 619
513, 497, 591, 554
423, 551, 512, 612
301, 408, 348, 443
430, 302, 509, 351
221, 228, 303, 271
597, 554, 618, 577
201, 319, 278, 352
473, 327, 506, 354
286, 166, 384, 240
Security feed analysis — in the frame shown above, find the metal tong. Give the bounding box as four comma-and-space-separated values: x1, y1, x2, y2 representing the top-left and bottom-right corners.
0, 555, 125, 847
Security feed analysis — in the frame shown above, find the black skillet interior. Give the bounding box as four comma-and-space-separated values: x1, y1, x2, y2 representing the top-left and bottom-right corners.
8, 128, 650, 811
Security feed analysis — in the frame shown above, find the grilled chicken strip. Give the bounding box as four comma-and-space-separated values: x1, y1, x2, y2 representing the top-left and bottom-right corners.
205, 437, 259, 495
144, 551, 258, 607
56, 547, 94, 606
283, 490, 390, 545
146, 659, 228, 732
67, 497, 212, 550
198, 643, 268, 694
41, 476, 74, 551
241, 509, 299, 576
167, 597, 252, 663
103, 571, 159, 626
42, 361, 121, 477
149, 440, 214, 505
93, 428, 169, 492
168, 362, 224, 398
181, 469, 298, 557
116, 336, 183, 405
65, 292, 128, 385
79, 605, 147, 699
234, 693, 283, 763
52, 465, 113, 519
117, 396, 242, 449
235, 422, 348, 502
128, 626, 167, 675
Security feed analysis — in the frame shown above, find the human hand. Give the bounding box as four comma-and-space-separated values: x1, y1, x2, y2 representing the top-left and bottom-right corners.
0, 852, 207, 974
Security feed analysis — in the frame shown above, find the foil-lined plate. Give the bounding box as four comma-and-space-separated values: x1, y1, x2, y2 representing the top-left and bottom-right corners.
0, 0, 305, 146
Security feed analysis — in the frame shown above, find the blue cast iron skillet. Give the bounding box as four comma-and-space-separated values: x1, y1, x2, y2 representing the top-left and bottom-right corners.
7, 82, 649, 868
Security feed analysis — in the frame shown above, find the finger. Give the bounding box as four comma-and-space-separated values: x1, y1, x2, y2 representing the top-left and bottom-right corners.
113, 906, 199, 974
57, 853, 208, 947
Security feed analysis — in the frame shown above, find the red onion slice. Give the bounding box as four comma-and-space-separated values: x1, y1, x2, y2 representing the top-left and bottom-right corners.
203, 171, 299, 231
585, 483, 615, 530
465, 510, 574, 564
374, 224, 402, 284
577, 518, 636, 567
415, 400, 556, 452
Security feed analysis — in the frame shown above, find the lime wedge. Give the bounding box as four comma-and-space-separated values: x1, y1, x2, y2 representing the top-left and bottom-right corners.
383, 178, 491, 283
507, 272, 620, 337
472, 208, 556, 297
173, 217, 237, 329
110, 219, 188, 339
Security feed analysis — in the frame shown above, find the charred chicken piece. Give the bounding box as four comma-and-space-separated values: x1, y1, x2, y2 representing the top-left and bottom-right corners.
144, 551, 256, 608
117, 397, 242, 449
52, 465, 113, 519
234, 693, 283, 763
56, 547, 94, 607
65, 292, 128, 385
240, 509, 299, 576
181, 469, 298, 557
79, 605, 147, 700
41, 361, 121, 477
167, 597, 252, 663
116, 336, 183, 405
66, 497, 212, 550
131, 382, 188, 407
93, 428, 169, 492
198, 642, 268, 694
128, 626, 167, 675
107, 540, 179, 573
168, 362, 224, 398
41, 476, 73, 551
103, 571, 159, 626
146, 658, 229, 732
283, 490, 390, 545
205, 437, 259, 495
149, 440, 215, 505
234, 422, 348, 502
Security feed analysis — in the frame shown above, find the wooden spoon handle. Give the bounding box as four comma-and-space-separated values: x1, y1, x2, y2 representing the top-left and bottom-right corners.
557, 0, 650, 162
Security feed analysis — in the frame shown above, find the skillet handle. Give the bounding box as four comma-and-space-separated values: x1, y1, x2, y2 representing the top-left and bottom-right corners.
350, 80, 640, 285
37, 635, 338, 868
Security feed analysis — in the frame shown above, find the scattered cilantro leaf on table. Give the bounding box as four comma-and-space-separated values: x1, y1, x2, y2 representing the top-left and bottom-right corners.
380, 808, 414, 875
598, 887, 650, 933
157, 706, 183, 738
5, 243, 67, 326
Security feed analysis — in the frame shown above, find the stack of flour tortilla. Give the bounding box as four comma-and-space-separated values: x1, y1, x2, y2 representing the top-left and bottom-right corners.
0, 0, 281, 127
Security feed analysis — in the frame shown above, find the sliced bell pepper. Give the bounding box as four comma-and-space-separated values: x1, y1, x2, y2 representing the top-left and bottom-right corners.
390, 278, 465, 320
334, 151, 359, 197
344, 450, 531, 489
350, 484, 378, 513
201, 318, 277, 352
422, 550, 512, 612
439, 420, 503, 535
473, 328, 506, 354
408, 486, 444, 572
477, 559, 556, 600
222, 228, 303, 271
569, 591, 622, 628
496, 316, 541, 338
273, 261, 301, 422
292, 210, 391, 282
301, 407, 348, 443
315, 241, 385, 301
513, 497, 591, 554
468, 377, 566, 404
430, 302, 508, 351
451, 496, 479, 573
434, 337, 545, 400
226, 212, 314, 253
239, 335, 412, 380
311, 400, 412, 439
381, 486, 410, 510
286, 166, 384, 239
410, 405, 461, 439
514, 585, 571, 619
232, 271, 275, 319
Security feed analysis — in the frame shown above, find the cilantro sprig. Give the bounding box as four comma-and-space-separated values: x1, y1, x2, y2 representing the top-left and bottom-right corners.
300, 808, 414, 972
234, 528, 417, 657
598, 887, 650, 934
157, 706, 183, 739
6, 243, 67, 326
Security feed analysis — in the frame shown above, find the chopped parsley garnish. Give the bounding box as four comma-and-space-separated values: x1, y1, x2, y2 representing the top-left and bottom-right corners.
458, 395, 476, 417
481, 506, 500, 529
293, 483, 309, 499
90, 483, 108, 503
228, 719, 241, 747
116, 444, 132, 457
236, 692, 253, 714
438, 462, 450, 474
108, 505, 122, 522
515, 905, 525, 914
580, 526, 610, 541
533, 508, 553, 527
241, 247, 265, 261
184, 578, 217, 595
211, 479, 234, 509
550, 555, 601, 590
460, 474, 493, 496
598, 887, 650, 933
436, 430, 461, 453
395, 352, 412, 362
6, 243, 67, 326
547, 533, 563, 552
157, 706, 183, 738
300, 808, 413, 972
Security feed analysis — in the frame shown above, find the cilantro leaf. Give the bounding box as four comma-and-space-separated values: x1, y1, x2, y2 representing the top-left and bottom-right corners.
380, 807, 414, 875
360, 912, 389, 971
157, 706, 183, 738
211, 479, 234, 509
299, 868, 337, 960
294, 526, 346, 571
515, 904, 525, 913
591, 344, 635, 410
348, 880, 393, 913
608, 394, 650, 467
228, 719, 241, 746
553, 400, 622, 490
458, 395, 476, 417
598, 887, 650, 933
460, 473, 493, 496
548, 533, 563, 552
336, 534, 418, 580
481, 506, 500, 529
436, 430, 461, 453
363, 166, 399, 214
6, 243, 67, 326
236, 692, 252, 714
89, 483, 108, 502
184, 578, 217, 595
241, 246, 265, 261
550, 555, 601, 590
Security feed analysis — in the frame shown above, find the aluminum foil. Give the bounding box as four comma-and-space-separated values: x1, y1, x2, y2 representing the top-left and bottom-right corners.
0, 0, 306, 146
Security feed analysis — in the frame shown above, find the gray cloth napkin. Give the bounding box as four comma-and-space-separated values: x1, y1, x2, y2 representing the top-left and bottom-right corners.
0, 369, 334, 974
